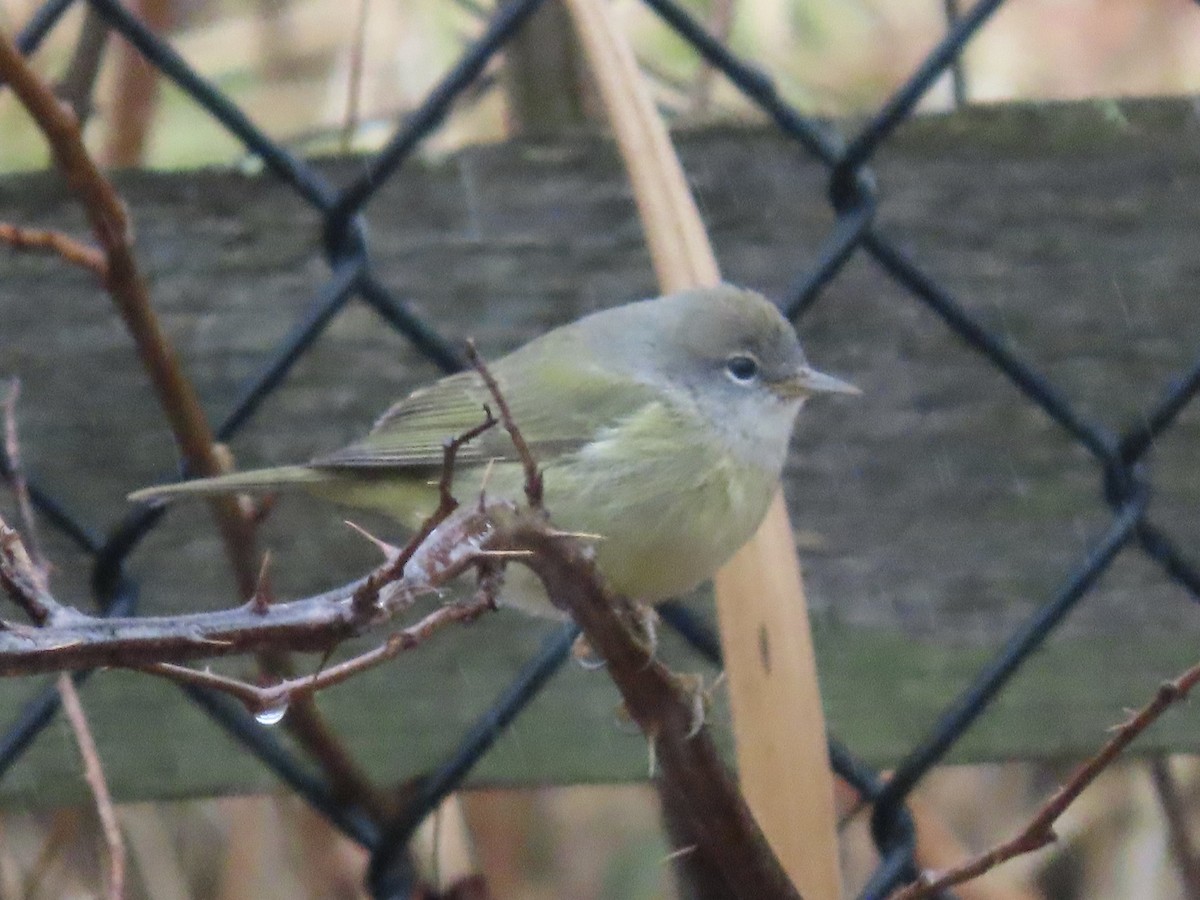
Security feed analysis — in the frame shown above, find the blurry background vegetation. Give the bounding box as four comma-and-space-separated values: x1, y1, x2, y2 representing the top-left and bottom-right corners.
3, 0, 1200, 172
2, 1, 1200, 898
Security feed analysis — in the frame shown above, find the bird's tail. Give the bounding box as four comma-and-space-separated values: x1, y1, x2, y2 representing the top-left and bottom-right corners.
128, 465, 326, 504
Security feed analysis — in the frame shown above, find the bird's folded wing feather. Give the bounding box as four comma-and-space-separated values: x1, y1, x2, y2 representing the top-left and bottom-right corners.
310, 359, 658, 470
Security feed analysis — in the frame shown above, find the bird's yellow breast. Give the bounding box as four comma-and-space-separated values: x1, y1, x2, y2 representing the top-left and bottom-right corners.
309, 400, 781, 615
533, 401, 780, 603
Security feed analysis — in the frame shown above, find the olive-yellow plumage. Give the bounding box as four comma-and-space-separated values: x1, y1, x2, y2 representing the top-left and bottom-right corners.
130, 284, 856, 615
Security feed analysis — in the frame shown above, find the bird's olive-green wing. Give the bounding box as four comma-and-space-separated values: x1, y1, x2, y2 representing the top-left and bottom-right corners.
310, 357, 658, 470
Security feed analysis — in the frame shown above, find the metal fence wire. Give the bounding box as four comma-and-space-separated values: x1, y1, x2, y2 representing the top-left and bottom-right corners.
4, 0, 1200, 897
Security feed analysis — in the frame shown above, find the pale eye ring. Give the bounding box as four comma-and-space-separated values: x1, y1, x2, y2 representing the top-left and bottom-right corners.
725, 354, 760, 384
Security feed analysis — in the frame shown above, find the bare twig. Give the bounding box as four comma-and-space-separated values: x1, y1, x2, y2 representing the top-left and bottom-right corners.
489, 513, 799, 899
146, 593, 496, 714
465, 342, 542, 507
3, 381, 44, 576
0, 502, 500, 675
896, 658, 1200, 899
0, 399, 502, 680
834, 777, 1039, 900
250, 551, 274, 615
3, 382, 124, 900
0, 387, 68, 626
1150, 757, 1200, 900
0, 223, 107, 278
58, 674, 126, 900
160, 498, 505, 716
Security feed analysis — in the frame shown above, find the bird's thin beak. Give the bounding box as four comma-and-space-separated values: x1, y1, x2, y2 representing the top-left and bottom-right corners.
773, 366, 861, 399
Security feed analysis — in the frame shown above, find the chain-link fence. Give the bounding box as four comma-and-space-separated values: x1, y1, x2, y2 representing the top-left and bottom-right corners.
3, 0, 1200, 897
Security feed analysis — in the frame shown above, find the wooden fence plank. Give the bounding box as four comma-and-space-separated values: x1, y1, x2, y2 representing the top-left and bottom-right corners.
1, 98, 1199, 804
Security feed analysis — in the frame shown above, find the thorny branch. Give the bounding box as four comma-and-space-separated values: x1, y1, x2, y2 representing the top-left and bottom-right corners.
349, 408, 498, 616
0, 496, 500, 688
0, 28, 379, 809
0, 351, 799, 898
468, 354, 801, 899
3, 387, 125, 900
0, 26, 259, 604
894, 655, 1200, 899
0, 367, 504, 709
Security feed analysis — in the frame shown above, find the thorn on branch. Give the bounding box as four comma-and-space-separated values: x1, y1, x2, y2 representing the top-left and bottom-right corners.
0, 524, 51, 625
345, 520, 403, 561
477, 455, 496, 513
251, 552, 274, 615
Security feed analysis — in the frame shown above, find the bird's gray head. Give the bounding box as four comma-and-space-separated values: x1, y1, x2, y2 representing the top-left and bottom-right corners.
620, 284, 858, 471
642, 284, 856, 401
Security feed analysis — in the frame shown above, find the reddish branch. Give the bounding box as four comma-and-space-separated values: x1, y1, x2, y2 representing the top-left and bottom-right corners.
0, 29, 259, 599
0, 394, 500, 712
0, 350, 800, 898
146, 592, 498, 712
0, 29, 384, 809
0, 224, 107, 278
895, 657, 1200, 899
57, 674, 126, 900
489, 512, 800, 899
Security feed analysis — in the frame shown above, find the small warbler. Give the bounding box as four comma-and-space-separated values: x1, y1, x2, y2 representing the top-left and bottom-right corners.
130, 284, 856, 615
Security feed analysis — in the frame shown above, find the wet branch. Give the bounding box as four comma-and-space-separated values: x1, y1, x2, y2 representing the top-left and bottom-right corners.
0, 498, 500, 683
0, 350, 801, 898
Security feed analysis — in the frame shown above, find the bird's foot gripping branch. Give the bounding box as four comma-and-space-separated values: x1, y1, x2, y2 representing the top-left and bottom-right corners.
0, 352, 801, 900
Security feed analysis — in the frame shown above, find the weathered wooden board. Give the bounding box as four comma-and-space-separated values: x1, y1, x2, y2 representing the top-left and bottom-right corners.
2, 98, 1200, 806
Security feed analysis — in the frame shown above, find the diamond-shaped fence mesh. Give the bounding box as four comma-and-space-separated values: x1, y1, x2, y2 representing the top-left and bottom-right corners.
3, 1, 1200, 897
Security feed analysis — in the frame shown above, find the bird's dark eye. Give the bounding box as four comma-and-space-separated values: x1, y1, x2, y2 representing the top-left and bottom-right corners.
725, 354, 760, 384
